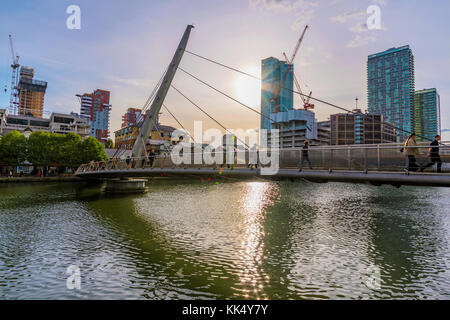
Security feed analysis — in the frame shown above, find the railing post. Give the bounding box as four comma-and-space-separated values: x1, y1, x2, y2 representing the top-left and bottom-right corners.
377, 144, 380, 170
347, 147, 351, 170
330, 149, 333, 170
364, 148, 367, 170
322, 148, 325, 169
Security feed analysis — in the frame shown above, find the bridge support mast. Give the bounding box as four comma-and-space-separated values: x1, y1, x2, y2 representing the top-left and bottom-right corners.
131, 25, 194, 159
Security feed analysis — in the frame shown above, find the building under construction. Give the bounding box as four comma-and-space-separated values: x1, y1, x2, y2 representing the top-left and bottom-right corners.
17, 66, 47, 118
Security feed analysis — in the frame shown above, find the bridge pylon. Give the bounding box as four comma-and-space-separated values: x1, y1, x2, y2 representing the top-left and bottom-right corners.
131, 24, 194, 159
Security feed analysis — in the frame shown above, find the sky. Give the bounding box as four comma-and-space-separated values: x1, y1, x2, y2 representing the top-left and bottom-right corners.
0, 0, 449, 140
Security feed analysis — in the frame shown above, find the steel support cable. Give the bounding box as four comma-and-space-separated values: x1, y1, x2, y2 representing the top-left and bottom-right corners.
162, 103, 198, 145
135, 66, 168, 125
185, 50, 260, 81
171, 85, 250, 150
184, 50, 352, 113
183, 50, 432, 141
112, 67, 168, 158
178, 67, 276, 124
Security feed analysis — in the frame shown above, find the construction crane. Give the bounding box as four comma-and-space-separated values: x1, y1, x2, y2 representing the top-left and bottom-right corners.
282, 25, 314, 111
8, 35, 20, 115
271, 25, 312, 112
283, 52, 306, 106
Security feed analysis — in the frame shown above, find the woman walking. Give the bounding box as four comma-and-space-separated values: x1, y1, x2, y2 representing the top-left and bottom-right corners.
403, 133, 421, 172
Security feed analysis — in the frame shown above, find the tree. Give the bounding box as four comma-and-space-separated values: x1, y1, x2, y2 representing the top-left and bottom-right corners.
79, 137, 109, 164
27, 131, 53, 167
55, 132, 82, 169
105, 139, 114, 149
0, 130, 27, 166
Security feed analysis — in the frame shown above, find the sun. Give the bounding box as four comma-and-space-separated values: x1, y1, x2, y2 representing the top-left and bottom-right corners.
233, 64, 261, 108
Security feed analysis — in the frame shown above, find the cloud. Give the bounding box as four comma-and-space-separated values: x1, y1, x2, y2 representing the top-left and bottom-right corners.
105, 75, 152, 88
331, 10, 366, 23
332, 6, 388, 48
350, 22, 388, 33
249, 0, 318, 31
249, 0, 293, 11
346, 34, 376, 48
349, 22, 369, 33
372, 0, 388, 5
291, 7, 315, 31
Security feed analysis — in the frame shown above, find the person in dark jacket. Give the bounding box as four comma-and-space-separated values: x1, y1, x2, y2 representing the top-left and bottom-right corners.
148, 149, 156, 167
298, 140, 312, 171
420, 135, 442, 173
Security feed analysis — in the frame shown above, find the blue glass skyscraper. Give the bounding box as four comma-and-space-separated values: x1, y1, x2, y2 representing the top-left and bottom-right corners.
414, 88, 441, 141
367, 46, 415, 141
261, 57, 293, 130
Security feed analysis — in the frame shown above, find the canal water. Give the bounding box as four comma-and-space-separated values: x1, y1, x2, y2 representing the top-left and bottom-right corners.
0, 179, 449, 299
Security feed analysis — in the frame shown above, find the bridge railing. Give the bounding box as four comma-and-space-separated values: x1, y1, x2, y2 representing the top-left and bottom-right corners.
76, 142, 450, 175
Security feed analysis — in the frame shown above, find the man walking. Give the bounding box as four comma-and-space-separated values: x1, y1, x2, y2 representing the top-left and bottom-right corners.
421, 135, 442, 173
148, 149, 156, 167
298, 140, 312, 171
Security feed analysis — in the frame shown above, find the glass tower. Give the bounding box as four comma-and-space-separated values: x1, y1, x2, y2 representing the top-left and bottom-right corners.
367, 46, 415, 141
414, 88, 441, 141
261, 57, 293, 130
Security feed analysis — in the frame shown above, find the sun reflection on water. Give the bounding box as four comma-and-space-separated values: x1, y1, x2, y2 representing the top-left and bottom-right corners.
235, 181, 278, 299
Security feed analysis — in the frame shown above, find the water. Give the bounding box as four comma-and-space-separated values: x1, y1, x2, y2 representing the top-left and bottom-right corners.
0, 179, 449, 299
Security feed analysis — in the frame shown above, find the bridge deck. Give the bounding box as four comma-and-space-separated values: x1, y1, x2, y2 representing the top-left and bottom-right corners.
75, 167, 450, 188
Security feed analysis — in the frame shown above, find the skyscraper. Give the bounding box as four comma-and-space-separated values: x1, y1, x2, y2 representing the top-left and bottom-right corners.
261, 57, 293, 130
17, 66, 47, 118
367, 46, 415, 141
77, 89, 111, 144
414, 88, 441, 141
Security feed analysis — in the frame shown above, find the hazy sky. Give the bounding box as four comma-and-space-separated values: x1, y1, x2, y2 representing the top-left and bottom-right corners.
0, 0, 449, 139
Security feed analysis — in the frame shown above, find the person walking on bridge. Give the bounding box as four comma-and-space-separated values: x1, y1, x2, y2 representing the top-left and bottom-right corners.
403, 133, 421, 172
148, 149, 156, 167
420, 135, 442, 173
298, 140, 312, 171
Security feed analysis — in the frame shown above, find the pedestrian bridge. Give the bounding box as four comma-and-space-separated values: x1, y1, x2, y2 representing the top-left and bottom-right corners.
75, 25, 450, 189
75, 144, 450, 188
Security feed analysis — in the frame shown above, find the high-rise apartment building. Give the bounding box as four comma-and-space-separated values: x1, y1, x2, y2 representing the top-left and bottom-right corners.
261, 57, 293, 130
367, 46, 415, 141
414, 88, 441, 141
17, 66, 47, 118
330, 109, 396, 145
122, 108, 142, 127
77, 89, 111, 144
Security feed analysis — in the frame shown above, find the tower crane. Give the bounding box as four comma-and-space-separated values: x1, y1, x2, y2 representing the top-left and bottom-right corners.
8, 35, 20, 115
270, 25, 311, 113
283, 25, 314, 111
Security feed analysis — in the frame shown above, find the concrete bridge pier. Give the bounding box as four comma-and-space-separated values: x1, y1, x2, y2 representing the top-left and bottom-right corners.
104, 178, 148, 193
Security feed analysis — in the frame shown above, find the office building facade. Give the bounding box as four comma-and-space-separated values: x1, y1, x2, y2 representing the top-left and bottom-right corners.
78, 89, 111, 144
367, 46, 415, 141
122, 107, 142, 128
261, 57, 293, 130
414, 88, 441, 141
114, 122, 175, 151
267, 109, 318, 148
0, 108, 90, 138
317, 120, 331, 145
330, 109, 396, 145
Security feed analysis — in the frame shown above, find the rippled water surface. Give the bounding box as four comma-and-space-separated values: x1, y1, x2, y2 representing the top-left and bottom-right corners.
0, 179, 449, 299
